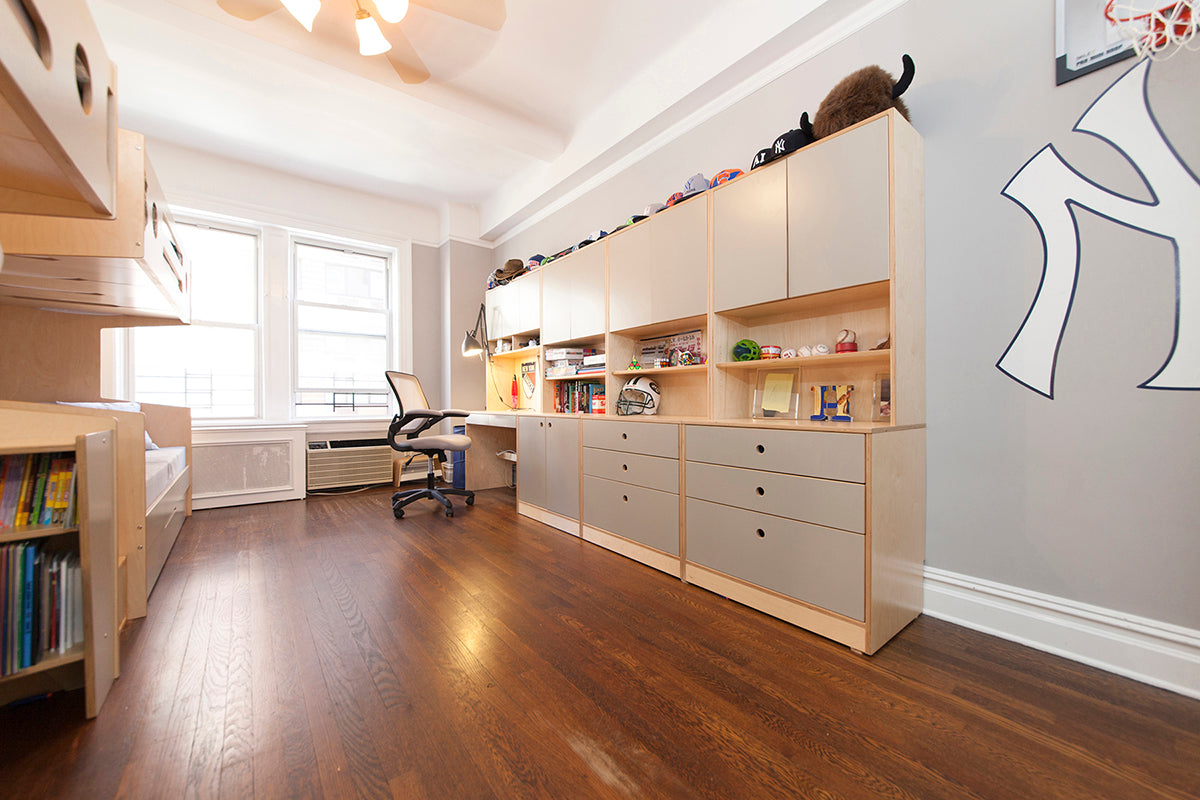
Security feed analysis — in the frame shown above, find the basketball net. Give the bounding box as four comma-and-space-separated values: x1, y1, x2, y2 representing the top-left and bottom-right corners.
1105, 1, 1199, 59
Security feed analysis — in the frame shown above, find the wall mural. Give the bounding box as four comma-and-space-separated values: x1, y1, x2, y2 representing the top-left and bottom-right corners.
998, 58, 1199, 397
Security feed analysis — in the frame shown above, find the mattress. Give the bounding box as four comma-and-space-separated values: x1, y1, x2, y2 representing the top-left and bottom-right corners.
145, 446, 187, 509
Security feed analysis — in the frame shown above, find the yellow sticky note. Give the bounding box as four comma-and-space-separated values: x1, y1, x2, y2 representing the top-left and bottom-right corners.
762, 372, 794, 414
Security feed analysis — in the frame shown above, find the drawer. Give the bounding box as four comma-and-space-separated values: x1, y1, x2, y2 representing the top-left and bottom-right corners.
583, 475, 679, 555
686, 498, 864, 620
583, 447, 679, 494
582, 418, 679, 458
685, 425, 864, 483
686, 461, 863, 533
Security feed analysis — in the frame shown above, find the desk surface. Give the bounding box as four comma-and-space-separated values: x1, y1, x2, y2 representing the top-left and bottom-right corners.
465, 411, 520, 429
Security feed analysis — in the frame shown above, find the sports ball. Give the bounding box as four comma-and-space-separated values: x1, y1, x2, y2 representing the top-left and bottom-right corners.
732, 339, 761, 361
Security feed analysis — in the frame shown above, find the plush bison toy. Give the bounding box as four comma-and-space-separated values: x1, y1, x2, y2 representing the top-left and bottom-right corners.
812, 54, 914, 139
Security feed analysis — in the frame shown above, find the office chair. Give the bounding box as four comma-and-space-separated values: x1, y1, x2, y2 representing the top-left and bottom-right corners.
386, 370, 475, 518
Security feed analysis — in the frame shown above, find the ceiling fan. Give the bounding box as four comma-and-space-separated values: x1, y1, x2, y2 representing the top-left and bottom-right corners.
216, 0, 506, 84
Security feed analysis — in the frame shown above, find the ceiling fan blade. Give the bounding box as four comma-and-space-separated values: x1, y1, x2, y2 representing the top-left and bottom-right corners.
411, 0, 505, 31
385, 29, 431, 83
217, 0, 281, 22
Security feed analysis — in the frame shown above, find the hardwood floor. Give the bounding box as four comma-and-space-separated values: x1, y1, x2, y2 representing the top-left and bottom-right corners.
1, 486, 1197, 799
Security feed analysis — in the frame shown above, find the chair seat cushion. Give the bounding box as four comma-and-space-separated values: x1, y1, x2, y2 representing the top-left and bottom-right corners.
394, 433, 472, 452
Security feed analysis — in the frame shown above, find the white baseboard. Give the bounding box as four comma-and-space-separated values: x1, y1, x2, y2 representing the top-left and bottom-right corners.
923, 566, 1200, 700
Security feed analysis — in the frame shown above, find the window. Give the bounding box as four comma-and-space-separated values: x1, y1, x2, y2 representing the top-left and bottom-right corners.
132, 222, 260, 418
292, 241, 392, 418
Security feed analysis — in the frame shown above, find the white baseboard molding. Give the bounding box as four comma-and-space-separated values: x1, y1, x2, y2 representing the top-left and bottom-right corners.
923, 566, 1200, 700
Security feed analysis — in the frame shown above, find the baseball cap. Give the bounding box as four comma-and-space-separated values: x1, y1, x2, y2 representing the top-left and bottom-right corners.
709, 168, 744, 188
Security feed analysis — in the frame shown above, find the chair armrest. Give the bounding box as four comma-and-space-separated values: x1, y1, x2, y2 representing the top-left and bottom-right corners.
441, 409, 471, 418
403, 409, 443, 419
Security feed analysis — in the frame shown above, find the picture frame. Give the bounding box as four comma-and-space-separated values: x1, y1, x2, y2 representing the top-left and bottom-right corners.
873, 373, 891, 422
752, 369, 800, 419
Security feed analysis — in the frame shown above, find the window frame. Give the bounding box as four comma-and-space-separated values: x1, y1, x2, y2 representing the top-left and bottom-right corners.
128, 214, 265, 420
289, 233, 398, 422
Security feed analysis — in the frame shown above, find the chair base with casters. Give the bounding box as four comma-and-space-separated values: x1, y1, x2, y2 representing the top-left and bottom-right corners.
392, 453, 474, 518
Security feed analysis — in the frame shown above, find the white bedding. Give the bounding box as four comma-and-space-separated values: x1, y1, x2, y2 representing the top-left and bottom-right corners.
145, 446, 187, 508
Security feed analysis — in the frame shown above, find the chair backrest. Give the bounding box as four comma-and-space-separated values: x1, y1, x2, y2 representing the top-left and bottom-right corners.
386, 371, 432, 436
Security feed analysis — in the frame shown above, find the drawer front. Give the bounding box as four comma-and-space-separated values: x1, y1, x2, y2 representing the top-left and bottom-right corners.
583, 447, 679, 494
582, 418, 679, 458
686, 498, 864, 620
583, 475, 679, 555
686, 425, 864, 483
686, 461, 863, 533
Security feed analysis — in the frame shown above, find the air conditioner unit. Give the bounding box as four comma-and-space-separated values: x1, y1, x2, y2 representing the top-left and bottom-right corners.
306, 438, 395, 491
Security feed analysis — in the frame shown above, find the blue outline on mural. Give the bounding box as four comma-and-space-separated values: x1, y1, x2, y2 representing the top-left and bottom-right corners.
998, 57, 1200, 397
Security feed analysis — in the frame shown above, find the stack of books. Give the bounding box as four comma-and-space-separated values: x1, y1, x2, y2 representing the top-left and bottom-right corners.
1, 542, 84, 674
576, 352, 606, 375
544, 347, 599, 378
0, 453, 78, 529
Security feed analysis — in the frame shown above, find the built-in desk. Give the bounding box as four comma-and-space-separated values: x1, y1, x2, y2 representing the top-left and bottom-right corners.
464, 411, 520, 490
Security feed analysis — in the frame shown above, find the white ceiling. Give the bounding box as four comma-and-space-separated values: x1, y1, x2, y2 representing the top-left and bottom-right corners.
88, 0, 853, 240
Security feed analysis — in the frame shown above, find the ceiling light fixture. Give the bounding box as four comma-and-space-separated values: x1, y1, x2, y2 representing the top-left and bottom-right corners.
354, 2, 391, 55
280, 0, 321, 32
373, 0, 410, 24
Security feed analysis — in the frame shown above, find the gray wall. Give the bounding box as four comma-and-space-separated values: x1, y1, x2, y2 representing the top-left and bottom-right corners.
411, 243, 443, 409
441, 240, 496, 413
494, 0, 1200, 630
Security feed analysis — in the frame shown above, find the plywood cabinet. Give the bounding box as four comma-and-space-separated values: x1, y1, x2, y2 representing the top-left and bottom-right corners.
787, 116, 890, 296
712, 160, 788, 312
486, 272, 541, 342
609, 198, 708, 330
541, 246, 605, 344
0, 411, 118, 719
516, 415, 579, 535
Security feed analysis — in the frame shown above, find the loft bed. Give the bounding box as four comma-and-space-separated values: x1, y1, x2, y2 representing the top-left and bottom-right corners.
0, 0, 118, 218
0, 400, 191, 624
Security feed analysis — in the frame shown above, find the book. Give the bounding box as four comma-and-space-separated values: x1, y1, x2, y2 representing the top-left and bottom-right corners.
14, 456, 35, 527
581, 353, 606, 367
29, 454, 50, 529
22, 543, 34, 669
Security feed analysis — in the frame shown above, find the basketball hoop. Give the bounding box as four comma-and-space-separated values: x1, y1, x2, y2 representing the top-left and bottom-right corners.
1105, 1, 1199, 59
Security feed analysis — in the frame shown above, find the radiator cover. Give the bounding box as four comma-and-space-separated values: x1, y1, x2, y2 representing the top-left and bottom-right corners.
306, 438, 394, 490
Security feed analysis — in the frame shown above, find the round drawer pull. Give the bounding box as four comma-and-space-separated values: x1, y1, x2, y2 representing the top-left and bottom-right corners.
622, 495, 629, 502
756, 486, 765, 496
622, 464, 628, 471
756, 444, 765, 454
622, 432, 628, 440
756, 529, 766, 538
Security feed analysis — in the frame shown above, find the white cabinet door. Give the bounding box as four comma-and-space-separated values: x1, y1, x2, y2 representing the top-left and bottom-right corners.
788, 117, 890, 296
570, 243, 606, 339
515, 272, 541, 336
540, 260, 573, 344
651, 197, 708, 324
712, 160, 788, 312
484, 282, 513, 340
607, 222, 652, 332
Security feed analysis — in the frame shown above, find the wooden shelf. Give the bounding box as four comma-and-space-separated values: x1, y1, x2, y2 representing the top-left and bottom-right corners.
0, 646, 85, 683
0, 524, 78, 545
611, 364, 708, 377
545, 373, 606, 382
490, 345, 540, 359
716, 350, 890, 371
717, 281, 889, 325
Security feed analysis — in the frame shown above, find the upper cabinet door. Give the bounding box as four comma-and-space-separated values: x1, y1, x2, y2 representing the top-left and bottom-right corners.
540, 259, 572, 344
607, 222, 652, 332
712, 160, 788, 312
651, 197, 708, 324
485, 281, 514, 340
569, 243, 606, 340
787, 117, 890, 297
515, 272, 540, 336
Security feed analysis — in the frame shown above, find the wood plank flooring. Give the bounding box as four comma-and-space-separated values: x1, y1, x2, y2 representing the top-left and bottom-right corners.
1, 486, 1197, 799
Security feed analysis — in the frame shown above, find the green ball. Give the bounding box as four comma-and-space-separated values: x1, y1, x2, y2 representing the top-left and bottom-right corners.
733, 339, 761, 361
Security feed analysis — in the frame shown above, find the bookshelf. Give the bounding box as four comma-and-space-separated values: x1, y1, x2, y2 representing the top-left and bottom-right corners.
0, 410, 118, 719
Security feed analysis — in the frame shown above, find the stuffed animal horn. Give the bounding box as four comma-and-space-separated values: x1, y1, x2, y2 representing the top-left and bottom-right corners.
812, 54, 915, 139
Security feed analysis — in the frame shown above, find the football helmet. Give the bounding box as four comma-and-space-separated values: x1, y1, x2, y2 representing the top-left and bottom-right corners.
616, 376, 661, 416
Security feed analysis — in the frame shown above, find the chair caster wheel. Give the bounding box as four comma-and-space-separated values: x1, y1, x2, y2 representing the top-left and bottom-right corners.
445, 508, 454, 518
393, 508, 405, 519
466, 496, 475, 506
